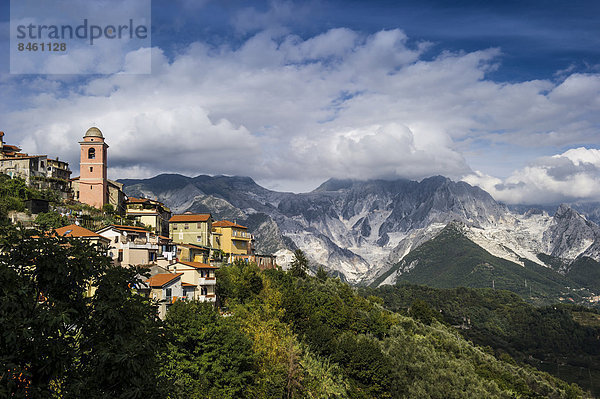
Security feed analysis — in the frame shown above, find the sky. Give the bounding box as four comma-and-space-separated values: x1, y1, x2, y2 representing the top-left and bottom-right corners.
1, 0, 600, 204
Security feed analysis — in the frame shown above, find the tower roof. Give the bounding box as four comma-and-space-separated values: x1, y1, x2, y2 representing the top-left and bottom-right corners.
84, 127, 104, 138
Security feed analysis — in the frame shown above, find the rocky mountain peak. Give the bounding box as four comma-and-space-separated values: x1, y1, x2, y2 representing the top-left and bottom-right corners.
555, 203, 578, 219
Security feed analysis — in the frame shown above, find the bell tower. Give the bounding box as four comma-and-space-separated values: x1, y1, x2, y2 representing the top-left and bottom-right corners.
79, 127, 108, 209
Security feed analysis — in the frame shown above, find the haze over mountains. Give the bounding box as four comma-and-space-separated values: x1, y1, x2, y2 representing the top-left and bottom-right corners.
120, 174, 600, 294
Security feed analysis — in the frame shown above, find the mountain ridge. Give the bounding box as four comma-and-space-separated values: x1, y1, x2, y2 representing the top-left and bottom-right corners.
119, 173, 600, 288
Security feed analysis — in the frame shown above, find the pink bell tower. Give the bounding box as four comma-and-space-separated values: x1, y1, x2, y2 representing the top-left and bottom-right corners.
79, 127, 108, 209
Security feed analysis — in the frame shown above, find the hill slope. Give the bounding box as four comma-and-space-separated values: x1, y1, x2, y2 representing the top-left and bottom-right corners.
373, 222, 591, 305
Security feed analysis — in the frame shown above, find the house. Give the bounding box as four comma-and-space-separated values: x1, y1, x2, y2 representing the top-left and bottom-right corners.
169, 213, 213, 247
125, 197, 172, 236
142, 273, 187, 320
165, 261, 217, 302
212, 220, 254, 262
96, 224, 159, 267
174, 243, 211, 264
45, 157, 72, 196
157, 235, 177, 265
0, 132, 71, 195
0, 154, 48, 187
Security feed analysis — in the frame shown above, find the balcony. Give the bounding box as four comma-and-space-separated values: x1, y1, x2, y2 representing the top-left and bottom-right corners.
197, 277, 216, 286
122, 242, 159, 250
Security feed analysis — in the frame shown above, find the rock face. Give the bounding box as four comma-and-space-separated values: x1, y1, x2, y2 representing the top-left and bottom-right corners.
120, 174, 600, 285
544, 204, 600, 259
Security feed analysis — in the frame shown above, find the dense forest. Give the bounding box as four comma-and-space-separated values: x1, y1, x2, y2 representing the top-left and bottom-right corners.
361, 284, 600, 396
0, 226, 590, 398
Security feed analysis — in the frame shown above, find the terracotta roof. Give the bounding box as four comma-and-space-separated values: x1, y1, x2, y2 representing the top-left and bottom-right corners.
2, 144, 20, 151
177, 261, 218, 269
158, 235, 171, 241
126, 197, 164, 205
182, 282, 197, 287
146, 273, 182, 287
55, 224, 104, 239
169, 214, 211, 223
213, 220, 247, 229
126, 197, 147, 203
1, 154, 44, 160
110, 224, 150, 233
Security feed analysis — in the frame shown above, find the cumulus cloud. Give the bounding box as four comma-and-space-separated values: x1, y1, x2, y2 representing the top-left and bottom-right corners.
2, 25, 600, 196
463, 148, 600, 204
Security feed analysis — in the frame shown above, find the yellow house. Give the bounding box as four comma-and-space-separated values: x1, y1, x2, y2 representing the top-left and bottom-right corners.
212, 220, 253, 261
169, 213, 213, 247
125, 197, 172, 236
175, 243, 210, 264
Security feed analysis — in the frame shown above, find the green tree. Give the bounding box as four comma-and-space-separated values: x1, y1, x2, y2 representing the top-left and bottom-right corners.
34, 211, 69, 230
161, 301, 256, 398
102, 203, 115, 215
316, 266, 328, 282
408, 299, 441, 325
290, 249, 309, 278
71, 266, 166, 398
0, 226, 164, 398
217, 260, 263, 304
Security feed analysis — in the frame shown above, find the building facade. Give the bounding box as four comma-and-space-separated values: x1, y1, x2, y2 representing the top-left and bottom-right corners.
212, 220, 254, 261
166, 261, 217, 302
96, 224, 159, 267
169, 213, 213, 247
125, 197, 172, 236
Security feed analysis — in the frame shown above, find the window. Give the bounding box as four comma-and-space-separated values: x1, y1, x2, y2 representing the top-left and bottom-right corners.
172, 224, 177, 230
117, 250, 123, 262
200, 286, 207, 296
197, 236, 202, 242
197, 223, 202, 228
166, 288, 172, 300
184, 223, 189, 230
114, 236, 118, 243
88, 148, 95, 159
89, 167, 93, 172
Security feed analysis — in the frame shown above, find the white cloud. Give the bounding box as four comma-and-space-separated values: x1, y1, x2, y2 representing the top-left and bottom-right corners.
1, 27, 600, 197
463, 147, 600, 204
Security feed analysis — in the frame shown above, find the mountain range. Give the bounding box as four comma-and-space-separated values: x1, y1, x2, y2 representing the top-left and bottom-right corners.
119, 174, 600, 299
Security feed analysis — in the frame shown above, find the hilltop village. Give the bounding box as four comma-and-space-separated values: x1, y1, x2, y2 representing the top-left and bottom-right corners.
0, 127, 277, 318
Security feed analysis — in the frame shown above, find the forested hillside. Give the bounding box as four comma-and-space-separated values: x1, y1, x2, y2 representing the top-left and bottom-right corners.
362, 284, 600, 396
0, 225, 589, 398
373, 223, 595, 306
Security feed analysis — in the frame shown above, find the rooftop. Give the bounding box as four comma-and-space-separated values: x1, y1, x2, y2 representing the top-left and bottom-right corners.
146, 273, 182, 288
85, 126, 104, 138
55, 224, 104, 239
169, 214, 211, 223
177, 261, 218, 269
110, 224, 151, 233
213, 220, 247, 229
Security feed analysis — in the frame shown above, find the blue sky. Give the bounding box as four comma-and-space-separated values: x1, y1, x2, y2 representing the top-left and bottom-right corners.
1, 0, 600, 204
